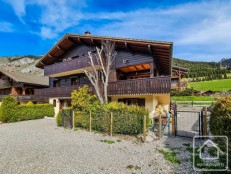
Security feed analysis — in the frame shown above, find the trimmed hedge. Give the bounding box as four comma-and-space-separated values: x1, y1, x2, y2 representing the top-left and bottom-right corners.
75, 102, 149, 135
17, 104, 55, 121
210, 97, 231, 169
0, 96, 55, 123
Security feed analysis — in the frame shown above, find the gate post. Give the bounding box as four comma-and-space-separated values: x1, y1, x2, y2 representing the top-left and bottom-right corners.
158, 115, 162, 139
203, 107, 207, 137
201, 111, 204, 139
72, 110, 75, 130
89, 111, 92, 132
174, 110, 177, 137
62, 109, 64, 127
172, 112, 175, 136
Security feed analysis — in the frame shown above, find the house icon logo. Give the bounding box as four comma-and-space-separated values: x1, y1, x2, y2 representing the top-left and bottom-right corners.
193, 135, 229, 172
197, 139, 224, 160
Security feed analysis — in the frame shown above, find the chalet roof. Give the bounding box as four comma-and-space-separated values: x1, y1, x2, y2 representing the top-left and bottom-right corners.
0, 70, 49, 86
36, 33, 173, 75
172, 66, 189, 72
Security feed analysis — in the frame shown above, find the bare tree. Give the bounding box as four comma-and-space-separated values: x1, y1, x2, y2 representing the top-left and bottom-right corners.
83, 41, 116, 104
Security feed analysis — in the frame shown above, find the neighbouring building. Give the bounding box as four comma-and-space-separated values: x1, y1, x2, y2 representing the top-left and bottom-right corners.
0, 69, 49, 103
34, 33, 173, 116
171, 66, 189, 90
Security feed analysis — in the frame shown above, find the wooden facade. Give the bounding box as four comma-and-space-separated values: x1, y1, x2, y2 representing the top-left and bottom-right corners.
0, 71, 48, 102
35, 33, 173, 106
171, 66, 189, 90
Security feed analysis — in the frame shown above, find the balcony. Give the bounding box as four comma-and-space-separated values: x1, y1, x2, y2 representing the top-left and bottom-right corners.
44, 56, 98, 77
34, 77, 171, 98
108, 77, 171, 95
0, 95, 47, 102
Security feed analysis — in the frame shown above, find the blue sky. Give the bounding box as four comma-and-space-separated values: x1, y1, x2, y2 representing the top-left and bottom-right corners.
0, 0, 231, 61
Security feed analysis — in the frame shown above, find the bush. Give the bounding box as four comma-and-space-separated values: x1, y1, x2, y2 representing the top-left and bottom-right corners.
210, 97, 231, 138
171, 88, 194, 96
56, 110, 62, 126
27, 101, 33, 105
71, 86, 149, 135
210, 97, 231, 169
75, 102, 149, 135
71, 85, 100, 111
0, 96, 18, 122
17, 104, 55, 121
0, 96, 54, 122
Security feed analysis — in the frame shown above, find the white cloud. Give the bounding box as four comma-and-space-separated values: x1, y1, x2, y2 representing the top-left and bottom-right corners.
0, 22, 14, 32
4, 0, 231, 60
40, 27, 58, 39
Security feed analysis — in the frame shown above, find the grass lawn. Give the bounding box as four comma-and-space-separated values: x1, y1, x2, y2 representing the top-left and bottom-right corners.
188, 79, 231, 92
171, 96, 215, 101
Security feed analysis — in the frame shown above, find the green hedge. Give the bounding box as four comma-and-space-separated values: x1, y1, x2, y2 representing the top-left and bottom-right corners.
75, 102, 149, 135
210, 97, 231, 169
56, 110, 62, 126
0, 96, 55, 123
17, 104, 54, 121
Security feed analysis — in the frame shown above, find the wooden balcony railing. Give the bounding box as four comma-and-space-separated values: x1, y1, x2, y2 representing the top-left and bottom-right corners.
0, 95, 47, 102
34, 77, 171, 98
108, 77, 171, 95
34, 85, 92, 98
44, 56, 98, 76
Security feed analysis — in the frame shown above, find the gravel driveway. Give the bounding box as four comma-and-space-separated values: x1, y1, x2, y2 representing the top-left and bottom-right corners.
0, 118, 195, 174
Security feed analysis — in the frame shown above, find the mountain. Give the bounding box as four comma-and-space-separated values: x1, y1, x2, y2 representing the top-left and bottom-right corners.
220, 58, 231, 67
0, 56, 43, 76
0, 56, 230, 78
172, 58, 230, 79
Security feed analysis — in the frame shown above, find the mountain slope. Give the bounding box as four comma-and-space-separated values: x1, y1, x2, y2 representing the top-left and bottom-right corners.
0, 56, 43, 76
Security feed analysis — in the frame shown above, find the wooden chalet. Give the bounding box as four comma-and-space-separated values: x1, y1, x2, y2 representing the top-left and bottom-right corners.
0, 69, 49, 103
35, 32, 173, 115
171, 66, 189, 90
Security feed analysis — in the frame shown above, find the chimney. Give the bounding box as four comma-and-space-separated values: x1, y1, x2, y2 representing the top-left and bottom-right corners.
84, 31, 91, 36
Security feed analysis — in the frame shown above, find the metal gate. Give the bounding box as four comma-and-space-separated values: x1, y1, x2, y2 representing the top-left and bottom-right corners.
174, 110, 205, 138
62, 109, 73, 128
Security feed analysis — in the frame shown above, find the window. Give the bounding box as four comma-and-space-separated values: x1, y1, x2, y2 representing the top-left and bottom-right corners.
71, 77, 79, 86
118, 98, 145, 107
53, 80, 60, 87
53, 99, 56, 107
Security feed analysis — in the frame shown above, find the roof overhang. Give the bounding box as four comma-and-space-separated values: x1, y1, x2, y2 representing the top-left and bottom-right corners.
36, 34, 173, 75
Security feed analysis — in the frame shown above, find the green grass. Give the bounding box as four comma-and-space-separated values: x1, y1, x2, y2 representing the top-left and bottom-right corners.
171, 96, 215, 101
100, 139, 116, 144
157, 149, 181, 164
188, 79, 231, 92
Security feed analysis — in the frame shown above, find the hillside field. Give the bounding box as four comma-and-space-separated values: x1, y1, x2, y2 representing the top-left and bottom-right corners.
188, 79, 231, 91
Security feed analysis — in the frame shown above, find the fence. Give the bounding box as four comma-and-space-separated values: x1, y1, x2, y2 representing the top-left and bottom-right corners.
61, 109, 167, 142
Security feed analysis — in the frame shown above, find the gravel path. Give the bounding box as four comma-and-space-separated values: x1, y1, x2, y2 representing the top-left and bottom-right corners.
0, 118, 196, 174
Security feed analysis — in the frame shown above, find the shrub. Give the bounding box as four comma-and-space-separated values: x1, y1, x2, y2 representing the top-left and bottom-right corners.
56, 110, 62, 126
170, 88, 194, 96
75, 102, 149, 135
71, 85, 100, 111
210, 97, 231, 138
210, 97, 231, 169
0, 96, 54, 123
0, 96, 18, 122
27, 101, 33, 105
17, 104, 54, 121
